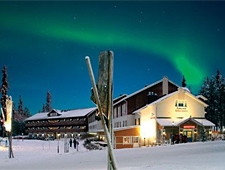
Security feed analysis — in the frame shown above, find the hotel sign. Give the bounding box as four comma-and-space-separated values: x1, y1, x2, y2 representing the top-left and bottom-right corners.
184, 126, 195, 129
175, 100, 188, 112
175, 108, 188, 112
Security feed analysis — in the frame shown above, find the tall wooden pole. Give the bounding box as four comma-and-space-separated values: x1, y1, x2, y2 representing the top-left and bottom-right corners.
107, 52, 114, 170
85, 56, 118, 170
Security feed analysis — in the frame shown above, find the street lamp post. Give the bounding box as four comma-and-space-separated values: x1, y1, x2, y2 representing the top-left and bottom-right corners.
172, 121, 174, 145
57, 134, 60, 153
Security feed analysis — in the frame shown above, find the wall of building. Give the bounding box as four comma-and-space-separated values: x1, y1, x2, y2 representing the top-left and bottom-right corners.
114, 127, 140, 149
127, 83, 163, 115
156, 89, 206, 119
140, 105, 157, 144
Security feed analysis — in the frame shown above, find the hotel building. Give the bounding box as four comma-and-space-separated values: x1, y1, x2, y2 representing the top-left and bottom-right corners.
88, 77, 215, 149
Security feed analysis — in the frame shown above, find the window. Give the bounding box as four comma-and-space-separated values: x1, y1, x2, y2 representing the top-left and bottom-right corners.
133, 137, 139, 143
122, 103, 127, 116
175, 100, 187, 108
135, 118, 140, 125
118, 105, 121, 117
123, 137, 131, 144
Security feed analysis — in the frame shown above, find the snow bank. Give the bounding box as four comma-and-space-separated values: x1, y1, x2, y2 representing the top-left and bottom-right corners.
0, 139, 225, 169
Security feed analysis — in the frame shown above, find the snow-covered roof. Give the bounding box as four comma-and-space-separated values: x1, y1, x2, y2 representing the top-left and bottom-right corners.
114, 77, 179, 106
196, 95, 208, 101
156, 119, 184, 126
181, 87, 191, 93
97, 125, 140, 132
195, 119, 215, 127
156, 118, 215, 127
25, 107, 97, 121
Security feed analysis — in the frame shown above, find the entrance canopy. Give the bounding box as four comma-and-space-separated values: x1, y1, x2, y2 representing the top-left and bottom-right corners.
156, 118, 215, 127
195, 119, 215, 127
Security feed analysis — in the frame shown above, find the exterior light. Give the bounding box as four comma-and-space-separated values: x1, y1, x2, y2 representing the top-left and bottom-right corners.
2, 97, 13, 132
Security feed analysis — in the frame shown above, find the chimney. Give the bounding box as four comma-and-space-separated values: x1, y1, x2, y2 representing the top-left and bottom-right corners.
162, 76, 168, 95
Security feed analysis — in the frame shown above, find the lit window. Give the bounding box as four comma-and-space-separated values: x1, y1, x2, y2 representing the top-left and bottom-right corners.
123, 137, 131, 144
175, 100, 187, 108
133, 137, 139, 143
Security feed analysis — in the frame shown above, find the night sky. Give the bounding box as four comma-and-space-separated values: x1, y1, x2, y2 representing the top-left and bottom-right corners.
1, 1, 225, 114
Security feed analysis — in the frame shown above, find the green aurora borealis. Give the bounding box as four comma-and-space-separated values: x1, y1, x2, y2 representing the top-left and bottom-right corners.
1, 2, 225, 113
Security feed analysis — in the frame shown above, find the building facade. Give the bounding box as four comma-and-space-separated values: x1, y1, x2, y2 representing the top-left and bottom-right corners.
25, 107, 96, 138
88, 77, 215, 149
134, 87, 215, 146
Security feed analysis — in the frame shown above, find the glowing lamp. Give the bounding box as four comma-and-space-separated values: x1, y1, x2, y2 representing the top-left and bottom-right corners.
2, 97, 13, 132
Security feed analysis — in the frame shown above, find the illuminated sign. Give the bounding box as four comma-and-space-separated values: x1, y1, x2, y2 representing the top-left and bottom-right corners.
175, 100, 188, 112
183, 126, 195, 129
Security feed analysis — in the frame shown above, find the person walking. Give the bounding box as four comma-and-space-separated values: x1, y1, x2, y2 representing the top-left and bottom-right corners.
73, 138, 76, 149
69, 138, 72, 147
76, 140, 79, 152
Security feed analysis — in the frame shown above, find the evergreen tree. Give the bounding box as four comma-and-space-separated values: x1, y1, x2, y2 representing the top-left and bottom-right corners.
0, 66, 9, 136
0, 66, 13, 157
200, 127, 207, 142
214, 70, 225, 130
46, 90, 52, 112
42, 103, 46, 112
12, 98, 31, 135
23, 107, 31, 117
1, 66, 9, 121
12, 102, 17, 119
199, 70, 225, 131
182, 75, 186, 87
18, 95, 23, 115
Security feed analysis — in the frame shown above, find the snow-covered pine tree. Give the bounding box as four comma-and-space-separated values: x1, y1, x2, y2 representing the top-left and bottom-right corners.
18, 95, 23, 115
214, 70, 225, 131
13, 97, 30, 135
46, 90, 52, 112
199, 70, 225, 131
221, 78, 225, 131
0, 66, 14, 158
12, 102, 17, 120
200, 127, 207, 142
0, 66, 9, 136
199, 77, 217, 127
182, 75, 186, 87
42, 103, 46, 112
23, 107, 31, 118
1, 66, 9, 121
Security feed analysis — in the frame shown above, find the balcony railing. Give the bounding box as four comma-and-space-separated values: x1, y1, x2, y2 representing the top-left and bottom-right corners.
26, 120, 86, 127
25, 128, 87, 133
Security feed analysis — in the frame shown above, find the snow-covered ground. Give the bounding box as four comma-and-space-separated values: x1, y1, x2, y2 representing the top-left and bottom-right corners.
0, 139, 225, 170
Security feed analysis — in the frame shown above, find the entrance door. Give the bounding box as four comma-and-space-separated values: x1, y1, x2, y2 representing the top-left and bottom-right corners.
183, 129, 193, 142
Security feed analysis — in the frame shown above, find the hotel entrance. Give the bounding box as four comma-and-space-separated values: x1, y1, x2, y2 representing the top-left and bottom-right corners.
183, 129, 193, 142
